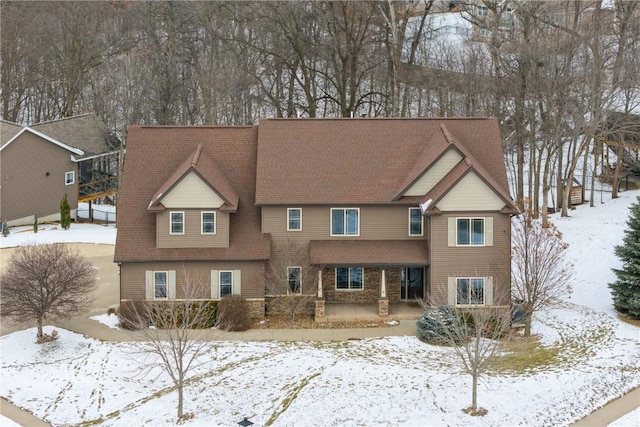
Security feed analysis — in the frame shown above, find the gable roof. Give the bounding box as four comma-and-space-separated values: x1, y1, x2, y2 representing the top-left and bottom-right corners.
255, 117, 514, 210
114, 125, 270, 263
148, 144, 239, 212
0, 125, 85, 155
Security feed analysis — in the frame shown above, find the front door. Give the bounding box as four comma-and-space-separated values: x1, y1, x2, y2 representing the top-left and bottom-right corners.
400, 267, 424, 300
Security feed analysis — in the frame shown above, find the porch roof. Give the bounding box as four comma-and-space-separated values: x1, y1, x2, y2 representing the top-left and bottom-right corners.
309, 240, 429, 266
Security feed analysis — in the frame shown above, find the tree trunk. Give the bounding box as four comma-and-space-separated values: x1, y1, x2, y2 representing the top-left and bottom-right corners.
37, 316, 44, 339
524, 311, 533, 337
471, 372, 478, 411
177, 380, 184, 419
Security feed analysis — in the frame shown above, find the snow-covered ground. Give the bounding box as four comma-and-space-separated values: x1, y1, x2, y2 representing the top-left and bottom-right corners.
1, 192, 639, 426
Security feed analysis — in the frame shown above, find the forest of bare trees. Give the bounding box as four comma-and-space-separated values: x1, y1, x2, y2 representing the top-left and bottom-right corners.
2, 1, 639, 215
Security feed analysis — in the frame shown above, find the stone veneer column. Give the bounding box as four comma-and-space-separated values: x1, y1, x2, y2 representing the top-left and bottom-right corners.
315, 298, 326, 319
378, 297, 389, 317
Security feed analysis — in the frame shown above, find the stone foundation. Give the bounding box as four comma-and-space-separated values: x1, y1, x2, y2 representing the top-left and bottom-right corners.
314, 298, 326, 320
320, 267, 404, 304
247, 299, 265, 319
378, 297, 389, 317
265, 296, 315, 316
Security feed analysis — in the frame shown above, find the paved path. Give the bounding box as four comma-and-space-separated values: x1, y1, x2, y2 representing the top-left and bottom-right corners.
1, 244, 638, 426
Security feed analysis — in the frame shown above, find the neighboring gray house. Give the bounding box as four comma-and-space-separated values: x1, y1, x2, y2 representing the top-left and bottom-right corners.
0, 113, 121, 226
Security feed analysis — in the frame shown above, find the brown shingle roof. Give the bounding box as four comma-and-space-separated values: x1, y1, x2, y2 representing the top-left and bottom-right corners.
114, 125, 270, 263
148, 144, 239, 212
256, 117, 513, 206
31, 113, 115, 156
310, 240, 429, 266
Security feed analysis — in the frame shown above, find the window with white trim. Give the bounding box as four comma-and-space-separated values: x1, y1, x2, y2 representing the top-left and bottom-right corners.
170, 211, 184, 234
287, 266, 302, 294
154, 271, 168, 299
477, 5, 487, 16
456, 277, 484, 305
335, 267, 363, 290
201, 211, 216, 234
65, 171, 75, 185
331, 208, 359, 236
219, 271, 233, 297
457, 218, 484, 245
409, 208, 423, 236
287, 208, 302, 231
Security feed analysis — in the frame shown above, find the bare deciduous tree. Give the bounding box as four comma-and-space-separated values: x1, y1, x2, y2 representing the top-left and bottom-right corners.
511, 201, 573, 336
265, 239, 319, 324
418, 288, 511, 416
123, 274, 217, 422
0, 243, 97, 341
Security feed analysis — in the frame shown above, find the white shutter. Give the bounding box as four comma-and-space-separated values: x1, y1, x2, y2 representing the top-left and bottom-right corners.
145, 271, 154, 299
485, 217, 494, 246
448, 217, 456, 246
233, 270, 242, 295
211, 270, 219, 299
447, 277, 457, 305
485, 276, 494, 305
168, 270, 176, 299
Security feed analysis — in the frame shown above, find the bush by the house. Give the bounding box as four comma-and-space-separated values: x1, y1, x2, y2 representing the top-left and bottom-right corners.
216, 295, 252, 331
60, 193, 71, 230
118, 300, 218, 330
416, 305, 466, 345
117, 300, 151, 330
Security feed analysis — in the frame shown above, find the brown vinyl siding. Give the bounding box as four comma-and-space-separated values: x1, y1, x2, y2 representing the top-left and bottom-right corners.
156, 209, 230, 248
262, 205, 429, 241
120, 260, 264, 300
0, 132, 78, 222
428, 213, 511, 306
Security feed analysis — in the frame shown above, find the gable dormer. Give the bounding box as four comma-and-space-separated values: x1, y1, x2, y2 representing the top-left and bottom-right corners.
148, 145, 239, 249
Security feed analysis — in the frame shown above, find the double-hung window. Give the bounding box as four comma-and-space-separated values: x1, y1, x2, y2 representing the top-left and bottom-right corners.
331, 208, 359, 236
456, 278, 484, 305
335, 267, 363, 290
154, 271, 168, 299
287, 208, 302, 231
65, 171, 75, 185
287, 266, 302, 294
170, 212, 184, 235
477, 5, 488, 16
457, 218, 484, 245
201, 211, 216, 234
219, 271, 233, 297
409, 208, 423, 236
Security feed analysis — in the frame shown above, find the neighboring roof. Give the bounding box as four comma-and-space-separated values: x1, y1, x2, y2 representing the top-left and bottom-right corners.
114, 125, 270, 263
31, 113, 118, 157
148, 144, 240, 212
0, 120, 23, 146
256, 117, 514, 209
0, 125, 84, 155
310, 240, 429, 266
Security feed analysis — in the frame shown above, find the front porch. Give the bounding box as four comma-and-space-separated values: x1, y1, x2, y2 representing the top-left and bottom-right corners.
319, 302, 425, 323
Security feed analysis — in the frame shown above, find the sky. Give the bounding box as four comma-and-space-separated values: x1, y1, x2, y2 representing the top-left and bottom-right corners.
1, 192, 639, 426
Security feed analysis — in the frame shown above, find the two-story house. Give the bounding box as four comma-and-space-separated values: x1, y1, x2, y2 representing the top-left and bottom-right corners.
114, 118, 517, 321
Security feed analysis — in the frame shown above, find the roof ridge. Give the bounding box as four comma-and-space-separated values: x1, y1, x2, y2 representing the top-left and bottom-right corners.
30, 113, 94, 126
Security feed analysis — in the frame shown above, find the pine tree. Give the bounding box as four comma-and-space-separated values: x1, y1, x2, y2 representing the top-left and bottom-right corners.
609, 196, 640, 319
60, 193, 71, 230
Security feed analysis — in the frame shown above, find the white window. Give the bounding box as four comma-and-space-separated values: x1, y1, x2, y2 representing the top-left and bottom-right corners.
211, 269, 242, 299
456, 277, 484, 305
409, 208, 423, 236
65, 171, 75, 185
287, 266, 302, 294
477, 5, 487, 16
219, 271, 233, 297
335, 267, 364, 290
457, 218, 485, 246
287, 208, 302, 231
170, 211, 184, 235
145, 270, 176, 300
331, 208, 359, 236
201, 211, 216, 234
480, 27, 491, 36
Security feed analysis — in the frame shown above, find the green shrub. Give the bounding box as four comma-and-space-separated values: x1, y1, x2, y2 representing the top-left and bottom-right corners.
60, 193, 71, 230
416, 305, 466, 345
33, 216, 38, 233
216, 295, 252, 331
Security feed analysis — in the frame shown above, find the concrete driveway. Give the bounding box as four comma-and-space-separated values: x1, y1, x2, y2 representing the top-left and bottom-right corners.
0, 243, 119, 336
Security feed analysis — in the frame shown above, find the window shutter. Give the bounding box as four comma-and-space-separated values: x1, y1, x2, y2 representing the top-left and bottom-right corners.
168, 270, 176, 299
447, 277, 456, 305
145, 271, 153, 299
211, 270, 219, 299
485, 276, 494, 305
448, 217, 456, 246
485, 217, 494, 246
233, 270, 242, 295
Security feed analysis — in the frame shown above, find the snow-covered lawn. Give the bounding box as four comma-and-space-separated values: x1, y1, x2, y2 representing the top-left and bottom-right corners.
1, 191, 639, 426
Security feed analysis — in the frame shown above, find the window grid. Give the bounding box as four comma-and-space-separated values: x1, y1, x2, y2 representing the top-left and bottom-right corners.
201, 211, 216, 234
154, 271, 168, 299
287, 266, 302, 294
456, 218, 485, 246
287, 208, 302, 231
409, 208, 423, 236
456, 277, 485, 305
170, 212, 184, 235
335, 267, 364, 290
219, 271, 233, 297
